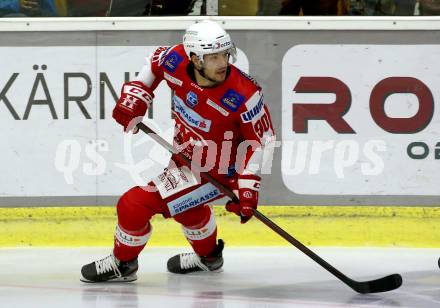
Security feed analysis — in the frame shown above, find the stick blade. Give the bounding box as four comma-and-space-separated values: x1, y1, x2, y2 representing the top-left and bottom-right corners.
351, 274, 402, 294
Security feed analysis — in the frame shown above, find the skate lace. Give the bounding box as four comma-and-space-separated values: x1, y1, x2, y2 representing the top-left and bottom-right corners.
95, 255, 122, 277
180, 253, 209, 271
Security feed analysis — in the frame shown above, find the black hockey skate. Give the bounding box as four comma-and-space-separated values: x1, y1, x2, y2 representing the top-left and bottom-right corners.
167, 239, 224, 274
80, 254, 138, 283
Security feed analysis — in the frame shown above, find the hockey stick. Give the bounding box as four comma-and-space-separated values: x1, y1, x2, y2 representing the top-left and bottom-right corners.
136, 122, 402, 294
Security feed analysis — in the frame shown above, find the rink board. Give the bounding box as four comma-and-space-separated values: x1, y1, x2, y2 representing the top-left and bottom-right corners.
0, 18, 440, 207
1, 205, 439, 247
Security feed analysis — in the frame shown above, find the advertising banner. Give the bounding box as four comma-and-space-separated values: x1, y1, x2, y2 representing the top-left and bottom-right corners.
282, 45, 440, 195
1, 24, 439, 205
0, 46, 249, 196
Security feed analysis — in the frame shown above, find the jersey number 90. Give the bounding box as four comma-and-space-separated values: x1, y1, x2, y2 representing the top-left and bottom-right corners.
253, 113, 271, 138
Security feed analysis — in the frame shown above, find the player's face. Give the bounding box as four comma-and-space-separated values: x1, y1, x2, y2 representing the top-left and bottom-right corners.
202, 51, 229, 84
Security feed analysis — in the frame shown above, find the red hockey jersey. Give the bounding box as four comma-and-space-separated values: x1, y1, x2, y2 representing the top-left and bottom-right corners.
135, 44, 275, 185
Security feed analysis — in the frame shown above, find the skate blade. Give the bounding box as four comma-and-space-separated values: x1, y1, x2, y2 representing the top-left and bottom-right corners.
80, 274, 137, 283
185, 268, 224, 275
209, 268, 223, 273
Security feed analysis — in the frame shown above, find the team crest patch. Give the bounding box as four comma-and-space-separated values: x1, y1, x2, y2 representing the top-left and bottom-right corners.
220, 89, 245, 112
186, 91, 198, 108
163, 51, 183, 73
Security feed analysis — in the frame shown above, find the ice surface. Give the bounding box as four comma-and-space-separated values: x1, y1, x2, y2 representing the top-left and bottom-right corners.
1, 247, 440, 307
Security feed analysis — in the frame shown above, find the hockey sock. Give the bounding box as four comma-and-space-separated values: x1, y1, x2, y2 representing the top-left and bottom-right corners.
181, 206, 217, 256
113, 223, 152, 261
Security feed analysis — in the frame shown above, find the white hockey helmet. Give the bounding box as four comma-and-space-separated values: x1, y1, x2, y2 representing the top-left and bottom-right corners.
183, 20, 237, 63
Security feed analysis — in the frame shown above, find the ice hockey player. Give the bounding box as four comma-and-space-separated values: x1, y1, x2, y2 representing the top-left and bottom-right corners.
80, 19, 275, 282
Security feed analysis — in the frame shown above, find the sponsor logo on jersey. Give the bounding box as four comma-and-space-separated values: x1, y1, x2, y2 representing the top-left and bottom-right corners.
240, 96, 264, 123
164, 72, 183, 86
206, 99, 229, 117
167, 183, 220, 216
115, 225, 150, 247
163, 51, 183, 73
182, 213, 216, 240
220, 89, 245, 112
191, 82, 204, 92
173, 96, 211, 132
186, 91, 198, 108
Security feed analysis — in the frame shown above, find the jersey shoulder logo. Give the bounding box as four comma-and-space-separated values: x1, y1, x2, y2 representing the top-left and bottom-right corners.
220, 89, 245, 112
163, 50, 184, 73
240, 96, 264, 123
